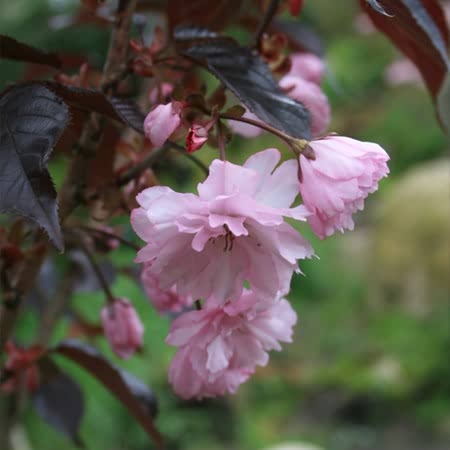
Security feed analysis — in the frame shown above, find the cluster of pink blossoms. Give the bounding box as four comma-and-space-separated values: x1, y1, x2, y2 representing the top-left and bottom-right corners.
101, 51, 390, 399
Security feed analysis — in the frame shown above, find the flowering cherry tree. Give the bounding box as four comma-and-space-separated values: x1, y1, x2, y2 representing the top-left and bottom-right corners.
0, 0, 448, 447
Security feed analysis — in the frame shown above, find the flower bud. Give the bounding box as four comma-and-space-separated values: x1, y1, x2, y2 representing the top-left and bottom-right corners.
144, 102, 182, 147
101, 298, 144, 359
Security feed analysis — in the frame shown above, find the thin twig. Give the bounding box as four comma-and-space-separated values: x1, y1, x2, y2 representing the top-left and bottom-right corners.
36, 271, 77, 346
58, 0, 139, 221
74, 231, 116, 304
221, 112, 292, 144
168, 141, 209, 175
77, 225, 140, 251
118, 144, 170, 186
216, 120, 226, 161
252, 0, 280, 49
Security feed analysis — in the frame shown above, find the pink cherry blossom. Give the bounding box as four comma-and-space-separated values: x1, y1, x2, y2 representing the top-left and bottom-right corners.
280, 75, 330, 137
166, 290, 297, 399
141, 265, 193, 314
186, 124, 209, 153
101, 298, 144, 359
131, 148, 314, 304
298, 136, 390, 239
228, 108, 263, 138
144, 101, 182, 147
288, 53, 326, 85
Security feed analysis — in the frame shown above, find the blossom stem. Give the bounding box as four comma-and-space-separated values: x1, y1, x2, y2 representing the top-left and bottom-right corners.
76, 225, 140, 251
168, 141, 209, 175
216, 120, 227, 161
118, 144, 170, 186
194, 300, 202, 311
220, 112, 309, 154
75, 232, 116, 305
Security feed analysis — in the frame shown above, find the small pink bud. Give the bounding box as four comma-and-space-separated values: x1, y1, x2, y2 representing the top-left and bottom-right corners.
101, 298, 144, 359
186, 124, 209, 153
144, 101, 182, 147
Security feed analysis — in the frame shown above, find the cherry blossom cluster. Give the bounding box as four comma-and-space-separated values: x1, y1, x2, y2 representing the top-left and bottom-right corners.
101, 51, 389, 400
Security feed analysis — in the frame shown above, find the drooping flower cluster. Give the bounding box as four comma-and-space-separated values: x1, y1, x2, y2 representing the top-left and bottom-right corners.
167, 291, 297, 399
131, 134, 389, 398
131, 43, 391, 399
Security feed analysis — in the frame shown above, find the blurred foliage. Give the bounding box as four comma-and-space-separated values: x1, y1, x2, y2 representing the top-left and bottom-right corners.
1, 0, 449, 449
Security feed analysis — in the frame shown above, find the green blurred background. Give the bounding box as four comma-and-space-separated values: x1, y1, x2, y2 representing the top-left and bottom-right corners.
1, 0, 449, 449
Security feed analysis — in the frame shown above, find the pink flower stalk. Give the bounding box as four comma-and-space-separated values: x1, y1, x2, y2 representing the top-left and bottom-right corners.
288, 53, 326, 85
166, 290, 297, 399
131, 148, 314, 304
141, 265, 193, 314
101, 298, 144, 359
228, 108, 263, 138
144, 101, 182, 147
298, 136, 390, 239
186, 124, 209, 153
280, 75, 330, 137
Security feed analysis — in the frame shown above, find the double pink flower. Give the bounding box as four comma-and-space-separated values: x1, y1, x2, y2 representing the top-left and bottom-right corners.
131, 148, 314, 304
166, 290, 297, 399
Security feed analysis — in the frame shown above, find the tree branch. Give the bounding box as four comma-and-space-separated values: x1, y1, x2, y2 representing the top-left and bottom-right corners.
252, 0, 280, 49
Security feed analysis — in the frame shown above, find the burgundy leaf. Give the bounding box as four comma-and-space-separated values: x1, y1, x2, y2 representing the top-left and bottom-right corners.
0, 35, 62, 68
178, 29, 312, 139
364, 0, 393, 17
54, 340, 162, 447
41, 82, 145, 133
168, 0, 244, 31
0, 84, 69, 251
32, 365, 85, 447
360, 0, 450, 130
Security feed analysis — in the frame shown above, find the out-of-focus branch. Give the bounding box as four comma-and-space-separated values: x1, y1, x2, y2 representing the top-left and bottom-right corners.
35, 271, 77, 346
168, 141, 210, 176
0, 237, 47, 353
118, 144, 170, 186
0, 2, 140, 444
58, 0, 139, 221
252, 0, 280, 49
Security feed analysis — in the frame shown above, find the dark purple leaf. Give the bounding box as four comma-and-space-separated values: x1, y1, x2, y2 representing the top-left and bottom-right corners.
40, 82, 145, 133
180, 33, 312, 140
32, 369, 85, 447
168, 0, 244, 31
54, 340, 162, 447
360, 0, 450, 131
0, 35, 62, 68
174, 25, 220, 42
0, 84, 69, 251
272, 19, 325, 56
365, 0, 394, 17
